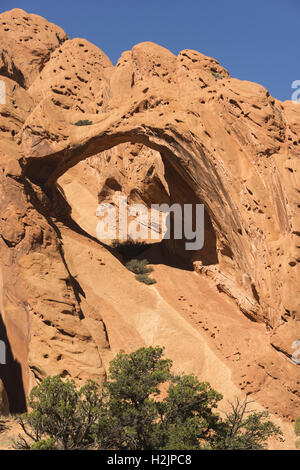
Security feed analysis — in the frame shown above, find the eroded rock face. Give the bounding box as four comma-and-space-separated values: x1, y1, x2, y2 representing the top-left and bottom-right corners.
0, 11, 110, 411
95, 143, 169, 207
0, 8, 298, 429
0, 9, 67, 90
20, 33, 299, 327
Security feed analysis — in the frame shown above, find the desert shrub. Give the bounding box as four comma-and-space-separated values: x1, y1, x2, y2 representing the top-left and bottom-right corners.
135, 273, 157, 285
14, 376, 102, 450
15, 347, 283, 451
97, 347, 282, 450
125, 258, 153, 275
112, 239, 149, 260
73, 119, 93, 126
125, 258, 157, 285
30, 438, 57, 450
214, 397, 283, 450
113, 241, 156, 285
96, 347, 223, 450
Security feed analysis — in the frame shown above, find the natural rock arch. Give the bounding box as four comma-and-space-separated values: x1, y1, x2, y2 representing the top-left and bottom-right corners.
0, 10, 298, 423
21, 47, 294, 325
26, 129, 220, 265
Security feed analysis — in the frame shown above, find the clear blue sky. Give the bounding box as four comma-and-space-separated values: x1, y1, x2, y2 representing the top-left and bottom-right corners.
1, 0, 299, 101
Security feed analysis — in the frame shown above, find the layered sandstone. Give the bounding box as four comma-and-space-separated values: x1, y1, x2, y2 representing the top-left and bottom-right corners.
0, 8, 299, 447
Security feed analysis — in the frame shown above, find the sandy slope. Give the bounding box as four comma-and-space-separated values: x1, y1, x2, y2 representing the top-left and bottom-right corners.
52, 168, 296, 448
0, 215, 295, 449
56, 225, 294, 449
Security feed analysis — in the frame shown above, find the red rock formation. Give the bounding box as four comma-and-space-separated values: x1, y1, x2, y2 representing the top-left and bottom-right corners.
0, 8, 298, 447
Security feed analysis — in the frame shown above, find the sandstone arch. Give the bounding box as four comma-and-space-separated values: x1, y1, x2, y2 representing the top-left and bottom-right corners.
21, 40, 299, 328
0, 10, 298, 427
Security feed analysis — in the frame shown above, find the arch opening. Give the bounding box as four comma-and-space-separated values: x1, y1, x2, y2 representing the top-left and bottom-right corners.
55, 141, 219, 270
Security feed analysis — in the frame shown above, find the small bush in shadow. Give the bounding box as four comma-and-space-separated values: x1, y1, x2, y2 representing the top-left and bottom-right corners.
73, 120, 93, 126
125, 259, 153, 275
125, 259, 157, 285
112, 239, 149, 261
135, 274, 157, 285
112, 241, 156, 285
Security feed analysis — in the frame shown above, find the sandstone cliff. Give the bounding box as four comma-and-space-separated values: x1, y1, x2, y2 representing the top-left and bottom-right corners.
0, 8, 299, 448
